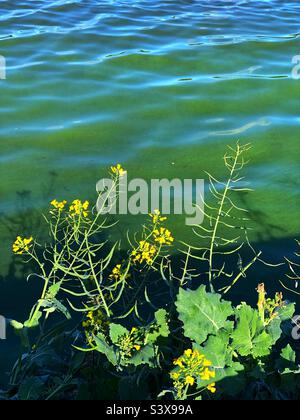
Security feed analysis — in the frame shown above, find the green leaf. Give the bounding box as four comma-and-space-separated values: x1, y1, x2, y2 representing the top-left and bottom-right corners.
176, 285, 233, 344
146, 309, 169, 344
9, 319, 24, 330
197, 331, 245, 396
24, 310, 42, 329
275, 344, 300, 393
281, 344, 296, 363
109, 323, 128, 344
154, 309, 169, 337
216, 363, 245, 397
200, 330, 230, 368
9, 319, 30, 348
275, 344, 298, 373
276, 303, 295, 321
94, 333, 118, 366
267, 303, 295, 344
231, 303, 273, 358
127, 345, 156, 367
40, 298, 71, 319
46, 281, 62, 299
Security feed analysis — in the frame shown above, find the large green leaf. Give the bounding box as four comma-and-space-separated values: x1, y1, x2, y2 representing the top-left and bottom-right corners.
176, 285, 233, 344
231, 303, 273, 358
200, 330, 231, 368
197, 331, 245, 396
267, 303, 295, 344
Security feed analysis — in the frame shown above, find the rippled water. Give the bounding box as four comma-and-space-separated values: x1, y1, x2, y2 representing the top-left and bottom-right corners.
0, 0, 300, 383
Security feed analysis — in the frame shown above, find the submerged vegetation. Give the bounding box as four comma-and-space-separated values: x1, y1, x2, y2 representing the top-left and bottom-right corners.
1, 144, 300, 400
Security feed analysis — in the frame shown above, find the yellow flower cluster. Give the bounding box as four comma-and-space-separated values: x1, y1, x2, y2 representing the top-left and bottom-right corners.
153, 227, 174, 245
50, 199, 67, 211
82, 309, 109, 344
149, 209, 167, 225
109, 264, 130, 282
131, 240, 157, 265
111, 164, 126, 177
12, 236, 33, 255
109, 264, 122, 281
69, 199, 89, 218
117, 327, 142, 360
171, 349, 216, 396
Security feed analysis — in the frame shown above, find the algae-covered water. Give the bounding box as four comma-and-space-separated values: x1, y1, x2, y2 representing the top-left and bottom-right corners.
0, 0, 300, 385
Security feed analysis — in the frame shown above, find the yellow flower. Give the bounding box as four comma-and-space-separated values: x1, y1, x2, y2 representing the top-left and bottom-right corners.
12, 236, 33, 255
131, 241, 157, 265
82, 309, 109, 345
170, 349, 215, 398
69, 199, 89, 218
111, 164, 126, 177
207, 383, 216, 394
109, 264, 122, 281
109, 264, 130, 282
149, 209, 167, 224
50, 199, 67, 211
200, 367, 215, 381
185, 375, 195, 386
173, 358, 184, 368
133, 344, 141, 351
184, 349, 193, 358
153, 227, 174, 245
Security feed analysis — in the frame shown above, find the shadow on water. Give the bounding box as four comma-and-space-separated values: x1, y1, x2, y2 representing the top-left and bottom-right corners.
238, 193, 286, 243
0, 172, 62, 386
0, 171, 61, 312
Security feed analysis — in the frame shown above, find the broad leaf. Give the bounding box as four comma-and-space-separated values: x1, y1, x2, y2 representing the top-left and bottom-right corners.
197, 331, 245, 396
231, 303, 273, 358
275, 344, 298, 373
267, 303, 295, 344
146, 309, 169, 344
176, 285, 233, 344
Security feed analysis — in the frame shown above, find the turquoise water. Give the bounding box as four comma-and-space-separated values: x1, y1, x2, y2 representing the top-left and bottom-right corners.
0, 0, 300, 385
